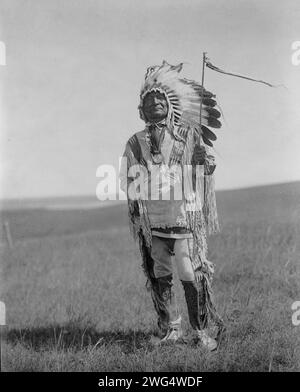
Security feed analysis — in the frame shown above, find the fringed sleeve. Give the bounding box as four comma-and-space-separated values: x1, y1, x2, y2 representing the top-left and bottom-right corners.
121, 136, 153, 248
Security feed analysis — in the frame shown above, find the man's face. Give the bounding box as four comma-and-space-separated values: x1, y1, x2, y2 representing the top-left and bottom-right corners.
142, 91, 168, 122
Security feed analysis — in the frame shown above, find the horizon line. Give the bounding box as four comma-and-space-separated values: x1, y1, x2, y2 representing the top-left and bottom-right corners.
1, 179, 299, 203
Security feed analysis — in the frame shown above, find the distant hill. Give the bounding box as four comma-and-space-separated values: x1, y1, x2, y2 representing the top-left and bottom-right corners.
0, 195, 121, 211
216, 181, 300, 224
0, 181, 299, 243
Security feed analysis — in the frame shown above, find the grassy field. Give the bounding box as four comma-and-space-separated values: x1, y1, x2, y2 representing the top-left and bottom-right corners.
1, 182, 300, 371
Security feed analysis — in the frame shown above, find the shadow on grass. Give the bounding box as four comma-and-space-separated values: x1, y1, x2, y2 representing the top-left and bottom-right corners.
5, 324, 153, 354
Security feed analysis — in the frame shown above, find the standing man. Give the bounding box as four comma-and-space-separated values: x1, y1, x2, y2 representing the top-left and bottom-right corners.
120, 61, 224, 351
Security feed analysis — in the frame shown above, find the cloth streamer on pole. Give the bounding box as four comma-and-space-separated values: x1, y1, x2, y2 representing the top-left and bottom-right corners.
205, 58, 276, 87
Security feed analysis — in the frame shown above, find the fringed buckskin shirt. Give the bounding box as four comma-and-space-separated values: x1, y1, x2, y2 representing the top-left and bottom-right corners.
120, 122, 219, 272
121, 124, 196, 228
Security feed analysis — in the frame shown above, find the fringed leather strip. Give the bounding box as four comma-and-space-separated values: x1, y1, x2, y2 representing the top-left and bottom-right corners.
126, 134, 153, 248
137, 199, 152, 248
200, 274, 225, 329
203, 173, 220, 234
138, 232, 155, 291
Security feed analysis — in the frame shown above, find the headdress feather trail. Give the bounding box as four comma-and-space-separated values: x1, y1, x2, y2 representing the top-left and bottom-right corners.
139, 60, 222, 147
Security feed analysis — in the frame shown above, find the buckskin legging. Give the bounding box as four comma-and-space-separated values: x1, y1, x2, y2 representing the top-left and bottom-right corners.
150, 235, 207, 333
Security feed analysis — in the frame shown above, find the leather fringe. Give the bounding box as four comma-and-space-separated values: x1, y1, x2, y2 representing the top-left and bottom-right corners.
203, 173, 220, 234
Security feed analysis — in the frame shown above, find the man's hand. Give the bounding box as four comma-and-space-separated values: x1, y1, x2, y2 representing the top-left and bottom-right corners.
204, 155, 216, 175
194, 260, 215, 282
192, 145, 207, 165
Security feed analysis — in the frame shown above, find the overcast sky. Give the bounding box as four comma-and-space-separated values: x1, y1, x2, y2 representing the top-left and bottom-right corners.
0, 0, 300, 199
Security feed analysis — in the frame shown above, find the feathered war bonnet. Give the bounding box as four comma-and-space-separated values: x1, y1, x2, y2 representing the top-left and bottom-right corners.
138, 60, 222, 147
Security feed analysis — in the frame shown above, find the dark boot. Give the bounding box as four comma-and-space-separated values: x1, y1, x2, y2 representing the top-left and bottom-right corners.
182, 279, 223, 351
151, 274, 180, 335
181, 279, 208, 330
